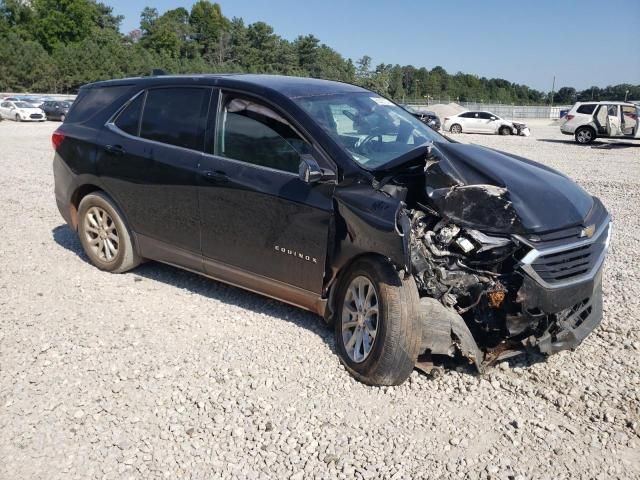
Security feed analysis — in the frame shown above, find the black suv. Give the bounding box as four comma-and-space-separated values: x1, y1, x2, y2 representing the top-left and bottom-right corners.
53, 74, 610, 386
42, 100, 71, 121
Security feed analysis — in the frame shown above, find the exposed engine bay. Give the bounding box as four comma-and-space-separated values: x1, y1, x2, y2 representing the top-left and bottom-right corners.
369, 142, 610, 370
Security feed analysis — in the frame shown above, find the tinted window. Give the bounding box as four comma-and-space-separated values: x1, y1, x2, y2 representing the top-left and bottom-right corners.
478, 112, 493, 119
115, 93, 144, 136
460, 112, 475, 118
217, 95, 309, 173
577, 104, 596, 114
65, 85, 133, 124
140, 88, 210, 151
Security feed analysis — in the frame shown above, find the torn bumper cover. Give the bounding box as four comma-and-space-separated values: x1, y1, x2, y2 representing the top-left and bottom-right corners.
417, 268, 604, 369
520, 267, 604, 354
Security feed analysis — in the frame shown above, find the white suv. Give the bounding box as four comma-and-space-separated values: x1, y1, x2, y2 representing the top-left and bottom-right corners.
561, 101, 639, 144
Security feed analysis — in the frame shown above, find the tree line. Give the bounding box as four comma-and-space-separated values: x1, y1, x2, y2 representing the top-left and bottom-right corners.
1, 0, 638, 104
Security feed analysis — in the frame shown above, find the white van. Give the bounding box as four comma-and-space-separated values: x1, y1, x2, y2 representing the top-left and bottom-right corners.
561, 101, 639, 144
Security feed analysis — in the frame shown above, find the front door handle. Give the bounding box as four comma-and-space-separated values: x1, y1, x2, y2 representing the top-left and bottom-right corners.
203, 170, 228, 183
104, 144, 125, 156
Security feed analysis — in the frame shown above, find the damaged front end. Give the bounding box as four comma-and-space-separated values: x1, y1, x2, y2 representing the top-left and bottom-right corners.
376, 142, 611, 371
408, 209, 610, 370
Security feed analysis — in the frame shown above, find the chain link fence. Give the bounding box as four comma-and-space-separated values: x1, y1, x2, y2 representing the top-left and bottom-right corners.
406, 98, 572, 119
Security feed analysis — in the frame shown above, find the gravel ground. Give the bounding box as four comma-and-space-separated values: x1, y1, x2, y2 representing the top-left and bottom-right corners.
1, 119, 639, 480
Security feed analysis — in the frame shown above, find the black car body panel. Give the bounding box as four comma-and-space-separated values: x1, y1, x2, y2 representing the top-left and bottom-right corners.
423, 143, 594, 234
53, 74, 610, 369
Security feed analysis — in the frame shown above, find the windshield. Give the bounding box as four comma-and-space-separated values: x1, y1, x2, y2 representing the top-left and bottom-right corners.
295, 92, 446, 170
14, 102, 32, 108
60, 102, 71, 108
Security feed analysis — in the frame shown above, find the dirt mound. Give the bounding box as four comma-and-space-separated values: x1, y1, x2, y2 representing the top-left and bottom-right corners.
428, 102, 466, 119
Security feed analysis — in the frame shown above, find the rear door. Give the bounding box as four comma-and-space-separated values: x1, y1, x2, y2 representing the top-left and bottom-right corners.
198, 91, 334, 294
96, 86, 211, 267
461, 112, 481, 132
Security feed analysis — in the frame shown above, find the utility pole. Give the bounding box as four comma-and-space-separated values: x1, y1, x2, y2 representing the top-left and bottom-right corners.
550, 75, 555, 108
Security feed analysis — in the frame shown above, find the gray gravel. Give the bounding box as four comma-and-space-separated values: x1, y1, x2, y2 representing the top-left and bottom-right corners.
1, 120, 639, 479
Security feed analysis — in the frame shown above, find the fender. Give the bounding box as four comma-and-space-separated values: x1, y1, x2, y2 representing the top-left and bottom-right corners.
324, 181, 410, 294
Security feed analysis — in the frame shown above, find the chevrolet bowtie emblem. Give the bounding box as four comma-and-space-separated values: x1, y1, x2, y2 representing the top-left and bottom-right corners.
580, 224, 596, 238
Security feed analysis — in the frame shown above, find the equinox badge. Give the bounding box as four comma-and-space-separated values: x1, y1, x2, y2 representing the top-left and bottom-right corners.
274, 245, 318, 264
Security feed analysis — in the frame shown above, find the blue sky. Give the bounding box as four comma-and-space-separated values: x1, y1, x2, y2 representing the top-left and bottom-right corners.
109, 0, 640, 91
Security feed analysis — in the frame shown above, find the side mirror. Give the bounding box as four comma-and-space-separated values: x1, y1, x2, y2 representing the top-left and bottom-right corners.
299, 154, 324, 183
490, 116, 497, 121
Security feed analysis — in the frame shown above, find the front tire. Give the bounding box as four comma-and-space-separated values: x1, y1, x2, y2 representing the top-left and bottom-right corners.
15, 114, 21, 122
335, 257, 421, 386
499, 126, 512, 135
575, 127, 595, 144
77, 192, 141, 273
450, 124, 462, 134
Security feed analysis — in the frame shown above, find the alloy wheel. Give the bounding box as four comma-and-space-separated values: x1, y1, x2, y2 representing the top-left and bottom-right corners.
83, 206, 119, 262
577, 129, 592, 143
341, 276, 379, 363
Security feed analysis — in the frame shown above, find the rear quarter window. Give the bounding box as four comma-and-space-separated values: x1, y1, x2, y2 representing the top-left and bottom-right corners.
65, 85, 135, 125
576, 104, 597, 115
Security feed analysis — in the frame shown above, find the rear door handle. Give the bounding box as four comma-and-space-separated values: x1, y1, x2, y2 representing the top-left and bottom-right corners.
104, 144, 125, 156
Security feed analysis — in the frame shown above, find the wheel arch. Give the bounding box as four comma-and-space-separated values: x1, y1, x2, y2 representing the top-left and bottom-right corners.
68, 185, 141, 256
324, 252, 401, 325
69, 184, 102, 230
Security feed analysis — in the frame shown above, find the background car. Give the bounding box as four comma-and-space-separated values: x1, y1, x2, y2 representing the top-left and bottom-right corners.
443, 111, 529, 136
0, 100, 46, 122
41, 100, 71, 121
402, 105, 441, 130
561, 101, 639, 144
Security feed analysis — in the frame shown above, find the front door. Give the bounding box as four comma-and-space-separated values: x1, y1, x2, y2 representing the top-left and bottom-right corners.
476, 112, 495, 132
96, 86, 211, 266
198, 92, 334, 294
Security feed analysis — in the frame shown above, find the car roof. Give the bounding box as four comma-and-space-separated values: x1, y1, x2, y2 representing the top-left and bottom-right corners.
576, 101, 635, 105
83, 74, 369, 99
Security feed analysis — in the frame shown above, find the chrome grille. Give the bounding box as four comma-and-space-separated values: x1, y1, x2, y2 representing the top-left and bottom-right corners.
519, 220, 611, 288
531, 241, 603, 282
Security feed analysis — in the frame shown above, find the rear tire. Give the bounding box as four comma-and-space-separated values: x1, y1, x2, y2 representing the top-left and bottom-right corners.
77, 192, 141, 273
450, 124, 462, 134
499, 126, 512, 135
334, 257, 421, 386
575, 127, 595, 144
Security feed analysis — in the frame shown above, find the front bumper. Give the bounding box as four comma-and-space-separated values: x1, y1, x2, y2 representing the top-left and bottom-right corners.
521, 267, 603, 354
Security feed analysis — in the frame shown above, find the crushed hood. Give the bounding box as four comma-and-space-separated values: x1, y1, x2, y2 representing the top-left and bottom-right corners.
423, 142, 594, 234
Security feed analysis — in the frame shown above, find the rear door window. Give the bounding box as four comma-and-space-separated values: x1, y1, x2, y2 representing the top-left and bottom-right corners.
140, 87, 210, 151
